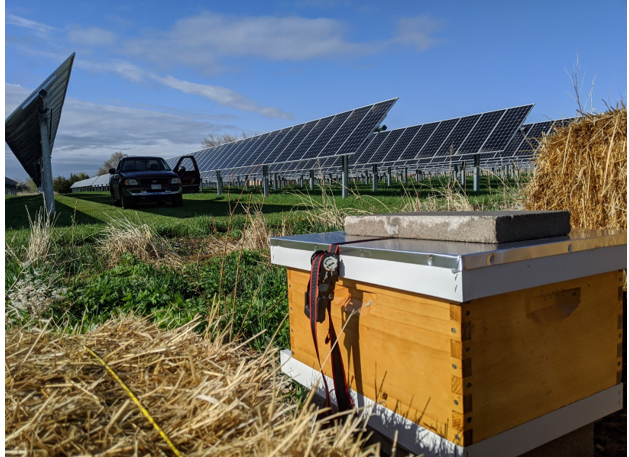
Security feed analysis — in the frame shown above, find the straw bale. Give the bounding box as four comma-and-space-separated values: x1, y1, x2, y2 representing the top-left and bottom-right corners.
525, 105, 627, 231
6, 317, 379, 456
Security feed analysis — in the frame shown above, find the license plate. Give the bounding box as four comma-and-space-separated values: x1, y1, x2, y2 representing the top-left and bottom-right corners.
151, 184, 162, 190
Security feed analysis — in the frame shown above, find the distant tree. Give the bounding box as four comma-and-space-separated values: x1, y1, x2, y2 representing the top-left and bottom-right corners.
51, 173, 91, 194
24, 177, 38, 193
202, 132, 248, 148
69, 172, 90, 184
97, 152, 127, 175
16, 180, 36, 193
53, 176, 72, 194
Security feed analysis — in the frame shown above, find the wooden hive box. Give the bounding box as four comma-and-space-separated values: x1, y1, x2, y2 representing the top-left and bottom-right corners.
270, 229, 626, 457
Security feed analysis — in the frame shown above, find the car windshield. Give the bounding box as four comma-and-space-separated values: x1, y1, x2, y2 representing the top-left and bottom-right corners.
120, 158, 171, 172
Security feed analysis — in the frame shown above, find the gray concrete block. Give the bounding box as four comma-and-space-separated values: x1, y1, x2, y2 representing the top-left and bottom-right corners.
344, 211, 571, 244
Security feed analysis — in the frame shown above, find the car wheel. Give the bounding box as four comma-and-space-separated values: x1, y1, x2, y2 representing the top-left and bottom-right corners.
172, 195, 183, 207
111, 192, 121, 207
120, 189, 134, 209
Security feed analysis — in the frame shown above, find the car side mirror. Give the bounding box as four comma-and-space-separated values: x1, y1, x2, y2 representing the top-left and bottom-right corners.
177, 166, 186, 173
109, 168, 116, 174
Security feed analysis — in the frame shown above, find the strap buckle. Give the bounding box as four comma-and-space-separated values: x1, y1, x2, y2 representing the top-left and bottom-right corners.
304, 250, 339, 322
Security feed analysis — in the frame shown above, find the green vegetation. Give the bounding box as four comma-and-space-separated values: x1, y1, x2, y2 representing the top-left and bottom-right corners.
5, 175, 524, 351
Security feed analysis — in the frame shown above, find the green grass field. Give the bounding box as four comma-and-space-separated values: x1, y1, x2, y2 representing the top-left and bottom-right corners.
5, 175, 523, 348
5, 175, 522, 241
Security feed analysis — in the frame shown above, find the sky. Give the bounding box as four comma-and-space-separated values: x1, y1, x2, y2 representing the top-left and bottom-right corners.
4, 0, 627, 181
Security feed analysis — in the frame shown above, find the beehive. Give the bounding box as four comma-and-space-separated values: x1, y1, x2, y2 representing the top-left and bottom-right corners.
271, 226, 626, 457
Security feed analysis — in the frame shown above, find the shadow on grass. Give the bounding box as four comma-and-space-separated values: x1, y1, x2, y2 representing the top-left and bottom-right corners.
4, 192, 300, 230
5, 194, 103, 230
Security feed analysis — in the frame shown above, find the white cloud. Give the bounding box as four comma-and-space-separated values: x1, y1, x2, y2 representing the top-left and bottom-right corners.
67, 26, 116, 46
76, 59, 146, 83
75, 58, 293, 118
121, 11, 374, 72
153, 74, 293, 119
4, 83, 242, 180
393, 15, 443, 51
6, 14, 58, 38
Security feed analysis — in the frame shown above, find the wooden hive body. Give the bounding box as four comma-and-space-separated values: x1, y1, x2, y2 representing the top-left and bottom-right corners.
272, 229, 626, 454
287, 268, 623, 447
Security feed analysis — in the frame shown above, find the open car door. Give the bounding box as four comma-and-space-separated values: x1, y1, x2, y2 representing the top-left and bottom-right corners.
174, 156, 201, 194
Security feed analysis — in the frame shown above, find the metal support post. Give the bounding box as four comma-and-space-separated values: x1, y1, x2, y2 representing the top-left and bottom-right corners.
263, 166, 269, 197
216, 171, 223, 195
403, 167, 408, 184
309, 170, 315, 190
38, 105, 55, 214
245, 175, 250, 191
459, 162, 466, 189
387, 167, 392, 186
473, 155, 480, 192
342, 155, 349, 199
372, 164, 378, 192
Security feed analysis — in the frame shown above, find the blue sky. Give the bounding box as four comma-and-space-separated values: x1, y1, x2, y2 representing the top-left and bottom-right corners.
4, 0, 627, 181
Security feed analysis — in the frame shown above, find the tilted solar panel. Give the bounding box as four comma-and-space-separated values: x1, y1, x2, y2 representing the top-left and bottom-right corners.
479, 105, 533, 153
381, 125, 421, 163
6, 53, 76, 186
435, 114, 481, 156
349, 104, 534, 173
399, 123, 439, 161
188, 98, 396, 178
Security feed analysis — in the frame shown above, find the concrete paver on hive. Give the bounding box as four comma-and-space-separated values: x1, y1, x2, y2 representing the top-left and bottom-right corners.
344, 211, 571, 243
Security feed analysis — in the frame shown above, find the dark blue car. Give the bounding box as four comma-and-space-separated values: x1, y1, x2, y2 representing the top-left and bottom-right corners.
109, 156, 183, 208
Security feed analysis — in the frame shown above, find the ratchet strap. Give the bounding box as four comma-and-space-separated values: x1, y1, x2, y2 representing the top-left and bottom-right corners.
304, 237, 389, 416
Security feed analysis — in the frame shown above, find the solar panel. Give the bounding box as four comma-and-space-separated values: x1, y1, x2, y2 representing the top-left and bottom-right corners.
367, 129, 405, 164
399, 123, 439, 160
418, 118, 460, 158
499, 120, 564, 160
348, 104, 533, 173
266, 125, 303, 163
252, 127, 291, 166
317, 106, 371, 156
352, 132, 388, 165
380, 126, 421, 163
455, 111, 504, 154
189, 98, 396, 178
6, 53, 75, 186
289, 116, 335, 161
434, 115, 481, 156
479, 105, 533, 153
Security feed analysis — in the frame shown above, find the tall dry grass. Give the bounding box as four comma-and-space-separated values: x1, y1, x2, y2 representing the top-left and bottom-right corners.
24, 207, 58, 266
99, 215, 182, 268
240, 203, 272, 251
400, 170, 523, 213
5, 314, 381, 456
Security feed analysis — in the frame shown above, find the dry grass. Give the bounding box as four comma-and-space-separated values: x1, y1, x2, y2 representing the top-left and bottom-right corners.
24, 207, 58, 266
240, 204, 272, 251
525, 104, 627, 230
291, 179, 390, 229
5, 315, 380, 457
99, 216, 182, 268
401, 172, 523, 213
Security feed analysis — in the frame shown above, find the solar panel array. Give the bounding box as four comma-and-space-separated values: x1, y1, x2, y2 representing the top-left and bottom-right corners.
166, 102, 570, 185
171, 98, 397, 181
349, 104, 533, 173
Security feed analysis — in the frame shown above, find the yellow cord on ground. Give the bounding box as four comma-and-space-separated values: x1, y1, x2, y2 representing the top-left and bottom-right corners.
85, 346, 184, 457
